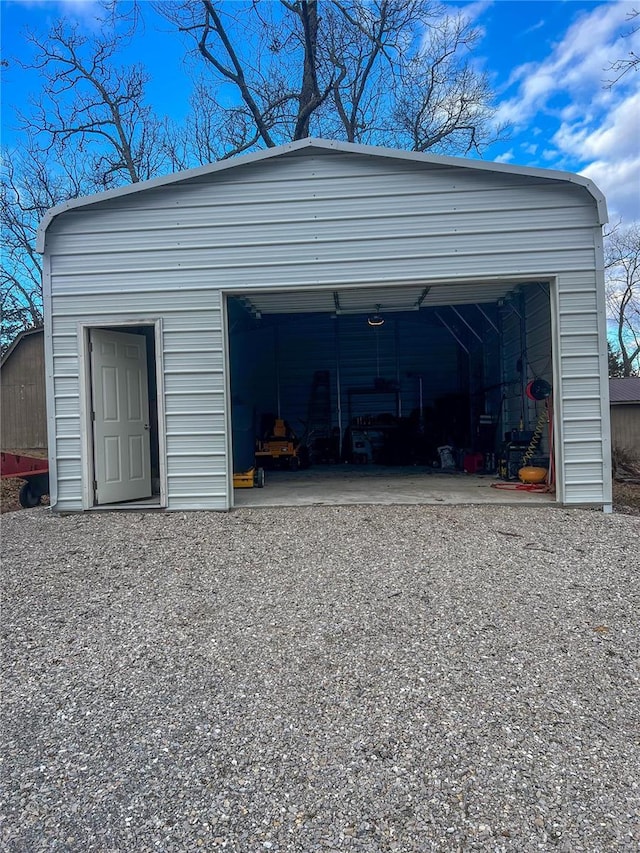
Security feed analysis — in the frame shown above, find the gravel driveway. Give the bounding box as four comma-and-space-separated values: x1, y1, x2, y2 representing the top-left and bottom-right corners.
1, 505, 639, 852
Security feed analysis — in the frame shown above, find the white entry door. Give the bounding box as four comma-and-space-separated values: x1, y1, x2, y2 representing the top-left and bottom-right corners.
90, 328, 152, 505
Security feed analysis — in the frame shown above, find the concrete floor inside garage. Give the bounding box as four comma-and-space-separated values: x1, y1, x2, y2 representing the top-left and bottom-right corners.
233, 465, 554, 508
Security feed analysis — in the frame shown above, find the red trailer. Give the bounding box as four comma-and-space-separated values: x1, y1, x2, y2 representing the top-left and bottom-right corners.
0, 452, 50, 508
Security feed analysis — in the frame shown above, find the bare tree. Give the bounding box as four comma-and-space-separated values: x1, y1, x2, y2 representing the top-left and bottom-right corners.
388, 11, 498, 153
158, 0, 502, 159
1, 151, 81, 351
3, 0, 503, 348
606, 8, 639, 86
18, 18, 173, 186
605, 224, 640, 377
1, 7, 175, 349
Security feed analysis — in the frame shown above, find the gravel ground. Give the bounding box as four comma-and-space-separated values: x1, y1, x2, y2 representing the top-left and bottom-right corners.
1, 505, 639, 852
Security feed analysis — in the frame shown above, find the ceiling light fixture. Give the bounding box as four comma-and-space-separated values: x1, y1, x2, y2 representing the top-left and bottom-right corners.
367, 305, 385, 327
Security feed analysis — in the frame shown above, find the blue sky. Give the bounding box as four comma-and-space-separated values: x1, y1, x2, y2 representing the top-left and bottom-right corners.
2, 0, 639, 225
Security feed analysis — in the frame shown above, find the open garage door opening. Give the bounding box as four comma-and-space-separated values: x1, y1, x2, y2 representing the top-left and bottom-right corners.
226, 280, 556, 507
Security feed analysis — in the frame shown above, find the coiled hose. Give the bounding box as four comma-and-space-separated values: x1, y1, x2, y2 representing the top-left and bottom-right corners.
520, 406, 548, 467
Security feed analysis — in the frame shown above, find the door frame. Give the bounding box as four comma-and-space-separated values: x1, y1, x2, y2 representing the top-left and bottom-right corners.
78, 317, 167, 510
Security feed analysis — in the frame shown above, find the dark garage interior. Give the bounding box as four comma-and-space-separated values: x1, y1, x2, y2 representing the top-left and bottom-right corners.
227, 281, 554, 501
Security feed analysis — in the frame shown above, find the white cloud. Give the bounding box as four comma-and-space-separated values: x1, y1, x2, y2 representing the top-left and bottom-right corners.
455, 0, 494, 26
581, 156, 640, 223
554, 91, 640, 161
522, 19, 545, 37
492, 1, 640, 224
421, 0, 494, 51
495, 1, 640, 129
6, 0, 105, 26
553, 88, 640, 221
494, 149, 515, 163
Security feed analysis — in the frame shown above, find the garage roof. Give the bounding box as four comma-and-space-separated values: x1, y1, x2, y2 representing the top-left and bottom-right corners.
36, 138, 608, 253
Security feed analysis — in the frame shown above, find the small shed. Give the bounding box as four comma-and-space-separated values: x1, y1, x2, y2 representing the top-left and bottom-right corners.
37, 138, 612, 512
609, 377, 640, 457
1, 327, 47, 451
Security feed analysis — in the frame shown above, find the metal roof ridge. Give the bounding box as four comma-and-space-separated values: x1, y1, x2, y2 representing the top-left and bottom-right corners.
36, 137, 608, 252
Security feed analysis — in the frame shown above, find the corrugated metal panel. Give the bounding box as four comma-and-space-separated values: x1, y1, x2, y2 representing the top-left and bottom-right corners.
164, 352, 223, 371
45, 148, 606, 510
562, 377, 601, 396
562, 485, 607, 502
563, 418, 603, 440
559, 312, 600, 334
166, 434, 226, 454
563, 398, 602, 418
164, 329, 223, 351
164, 372, 225, 393
55, 397, 81, 417
55, 206, 597, 253
55, 417, 81, 438
52, 355, 78, 377
167, 473, 226, 498
563, 439, 605, 460
47, 154, 598, 302
49, 251, 597, 297
166, 413, 226, 434
46, 150, 590, 215
50, 229, 597, 278
50, 334, 78, 356
560, 354, 600, 376
164, 391, 223, 413
556, 270, 608, 505
560, 334, 599, 355
54, 376, 78, 398
50, 289, 219, 317
46, 287, 226, 511
56, 437, 79, 456
558, 290, 598, 312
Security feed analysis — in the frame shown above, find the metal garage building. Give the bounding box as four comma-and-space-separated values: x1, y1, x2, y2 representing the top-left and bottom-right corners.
37, 138, 612, 512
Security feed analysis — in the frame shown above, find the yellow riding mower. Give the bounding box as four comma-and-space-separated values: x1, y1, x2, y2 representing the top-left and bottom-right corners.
255, 418, 309, 471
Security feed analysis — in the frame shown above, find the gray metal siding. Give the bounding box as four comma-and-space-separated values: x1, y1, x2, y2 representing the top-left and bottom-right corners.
556, 271, 610, 503
48, 291, 226, 511
47, 154, 598, 298
44, 148, 606, 509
